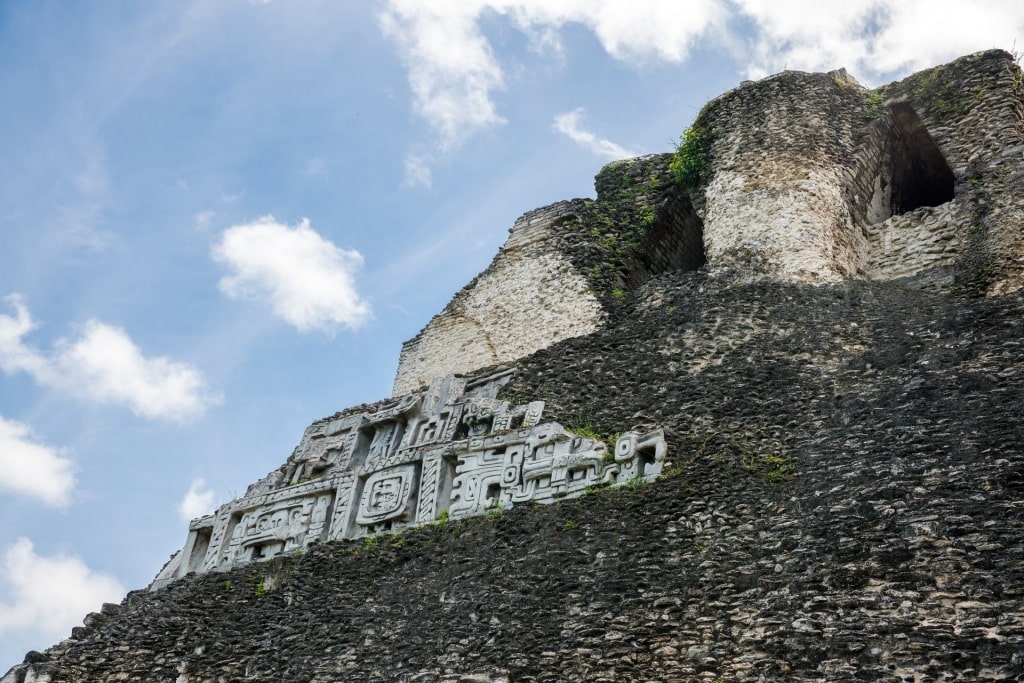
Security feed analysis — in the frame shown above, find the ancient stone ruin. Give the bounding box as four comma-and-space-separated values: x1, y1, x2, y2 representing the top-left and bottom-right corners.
5, 49, 1023, 683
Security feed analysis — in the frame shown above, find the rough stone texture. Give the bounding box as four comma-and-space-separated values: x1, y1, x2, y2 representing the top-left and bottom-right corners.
393, 203, 604, 395
6, 50, 1024, 683
864, 50, 1024, 296
7, 275, 1024, 682
698, 69, 871, 282
695, 50, 1023, 292
864, 200, 961, 285
395, 153, 708, 396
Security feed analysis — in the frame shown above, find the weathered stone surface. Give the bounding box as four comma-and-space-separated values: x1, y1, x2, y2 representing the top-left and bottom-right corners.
393, 203, 605, 395
9, 270, 1024, 683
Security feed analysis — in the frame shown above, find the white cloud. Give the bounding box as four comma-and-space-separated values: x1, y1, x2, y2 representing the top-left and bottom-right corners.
178, 478, 217, 522
0, 538, 125, 644
194, 210, 216, 231
212, 216, 371, 333
553, 108, 637, 160
379, 0, 725, 148
381, 1, 507, 149
734, 1, 1024, 80
404, 154, 433, 188
0, 416, 76, 507
0, 294, 219, 422
304, 157, 328, 177
381, 0, 1024, 148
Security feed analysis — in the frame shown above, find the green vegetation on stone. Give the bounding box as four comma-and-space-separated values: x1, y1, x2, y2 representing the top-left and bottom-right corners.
863, 90, 885, 120
670, 124, 711, 190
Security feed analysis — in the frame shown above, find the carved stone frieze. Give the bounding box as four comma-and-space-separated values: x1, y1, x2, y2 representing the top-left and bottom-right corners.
152, 373, 666, 588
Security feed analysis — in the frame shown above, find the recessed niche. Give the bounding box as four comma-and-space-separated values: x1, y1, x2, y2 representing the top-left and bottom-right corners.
866, 103, 955, 224
888, 103, 955, 214
622, 191, 706, 289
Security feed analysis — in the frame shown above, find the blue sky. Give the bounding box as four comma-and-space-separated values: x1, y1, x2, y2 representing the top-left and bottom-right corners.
1, 0, 1020, 668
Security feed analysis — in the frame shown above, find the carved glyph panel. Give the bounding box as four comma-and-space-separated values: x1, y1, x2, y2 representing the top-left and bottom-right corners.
156, 373, 667, 586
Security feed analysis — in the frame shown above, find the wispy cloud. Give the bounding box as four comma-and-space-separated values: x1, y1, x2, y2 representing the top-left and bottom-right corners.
380, 2, 507, 150
553, 108, 637, 160
0, 538, 125, 643
212, 216, 371, 333
0, 295, 219, 422
381, 0, 1024, 151
403, 154, 433, 188
194, 210, 216, 232
379, 0, 726, 151
178, 478, 217, 522
304, 158, 328, 177
0, 416, 76, 507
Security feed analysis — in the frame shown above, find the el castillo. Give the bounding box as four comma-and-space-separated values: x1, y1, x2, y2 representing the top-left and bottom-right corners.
4, 48, 1024, 683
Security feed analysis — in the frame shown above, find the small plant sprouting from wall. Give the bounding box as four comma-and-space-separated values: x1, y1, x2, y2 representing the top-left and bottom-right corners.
567, 419, 618, 459
670, 124, 711, 190
742, 452, 796, 483
1008, 41, 1023, 91
863, 90, 885, 120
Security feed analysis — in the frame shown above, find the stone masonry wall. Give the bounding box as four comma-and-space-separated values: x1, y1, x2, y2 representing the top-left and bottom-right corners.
876, 49, 1024, 295
697, 69, 870, 282
5, 51, 1024, 683
393, 201, 604, 395
864, 200, 961, 285
394, 155, 707, 395
693, 49, 1023, 295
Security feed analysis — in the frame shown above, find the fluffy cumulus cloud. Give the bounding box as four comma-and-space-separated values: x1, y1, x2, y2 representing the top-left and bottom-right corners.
381, 0, 1024, 147
0, 295, 219, 422
212, 216, 371, 333
552, 108, 637, 160
178, 478, 217, 522
0, 539, 124, 643
0, 416, 76, 507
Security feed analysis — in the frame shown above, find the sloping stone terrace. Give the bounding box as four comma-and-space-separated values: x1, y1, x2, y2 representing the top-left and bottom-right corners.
12, 275, 1024, 682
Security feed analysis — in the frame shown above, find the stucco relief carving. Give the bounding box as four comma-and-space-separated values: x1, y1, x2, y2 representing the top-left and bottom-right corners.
153, 373, 666, 588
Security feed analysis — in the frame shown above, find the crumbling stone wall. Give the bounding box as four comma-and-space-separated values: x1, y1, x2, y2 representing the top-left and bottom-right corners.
7, 50, 1024, 683
396, 51, 1022, 396
851, 49, 1024, 295
556, 154, 706, 305
394, 155, 707, 395
876, 48, 1024, 296
697, 69, 870, 282
393, 201, 604, 395
693, 49, 1022, 294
